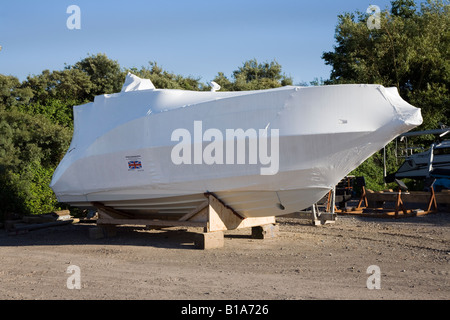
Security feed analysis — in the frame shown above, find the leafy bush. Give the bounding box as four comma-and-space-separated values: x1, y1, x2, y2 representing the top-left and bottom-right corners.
1, 162, 58, 216
0, 108, 72, 218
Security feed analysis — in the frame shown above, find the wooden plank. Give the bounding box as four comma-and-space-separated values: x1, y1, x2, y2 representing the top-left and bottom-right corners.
205, 192, 245, 219
207, 195, 238, 231
92, 202, 133, 218
207, 195, 275, 232
97, 218, 205, 228
187, 206, 209, 223
178, 200, 209, 221
22, 215, 56, 224
356, 186, 369, 209
427, 187, 438, 212
8, 220, 74, 235
367, 191, 450, 204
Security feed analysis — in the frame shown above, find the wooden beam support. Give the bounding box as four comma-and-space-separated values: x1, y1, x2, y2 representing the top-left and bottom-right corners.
206, 194, 275, 232
395, 189, 408, 218
178, 200, 209, 222
92, 202, 133, 219
97, 217, 205, 228
356, 186, 369, 209
427, 186, 438, 213
94, 193, 277, 250
205, 192, 245, 220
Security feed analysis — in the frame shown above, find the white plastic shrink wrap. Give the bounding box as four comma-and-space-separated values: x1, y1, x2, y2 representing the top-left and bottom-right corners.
51, 73, 422, 217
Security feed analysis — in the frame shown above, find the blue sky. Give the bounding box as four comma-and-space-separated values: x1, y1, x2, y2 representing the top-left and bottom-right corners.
0, 0, 398, 85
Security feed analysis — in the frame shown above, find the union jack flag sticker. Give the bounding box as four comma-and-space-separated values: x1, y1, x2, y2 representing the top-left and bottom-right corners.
128, 160, 142, 170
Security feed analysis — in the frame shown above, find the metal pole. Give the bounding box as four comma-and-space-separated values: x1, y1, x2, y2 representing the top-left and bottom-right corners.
383, 146, 387, 186
427, 144, 435, 178
331, 187, 335, 215
395, 138, 398, 165
311, 203, 318, 225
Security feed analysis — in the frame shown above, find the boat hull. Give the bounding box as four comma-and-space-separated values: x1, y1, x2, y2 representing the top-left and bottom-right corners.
393, 141, 450, 180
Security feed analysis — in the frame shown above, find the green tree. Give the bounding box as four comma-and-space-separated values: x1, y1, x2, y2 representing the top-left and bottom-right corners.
213, 58, 293, 91
127, 62, 207, 91
0, 75, 33, 109
1, 161, 59, 216
322, 0, 449, 133
17, 98, 77, 129
19, 54, 127, 128
391, 0, 417, 17
322, 0, 449, 190
23, 53, 125, 105
0, 108, 72, 217
71, 53, 126, 100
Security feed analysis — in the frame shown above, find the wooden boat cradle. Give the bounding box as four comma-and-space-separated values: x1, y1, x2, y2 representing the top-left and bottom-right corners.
91, 193, 277, 249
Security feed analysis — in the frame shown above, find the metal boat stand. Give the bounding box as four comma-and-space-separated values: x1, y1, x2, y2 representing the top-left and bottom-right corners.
285, 188, 338, 225
312, 187, 337, 225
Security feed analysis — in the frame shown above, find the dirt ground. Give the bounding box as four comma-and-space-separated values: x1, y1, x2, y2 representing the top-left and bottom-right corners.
0, 211, 448, 301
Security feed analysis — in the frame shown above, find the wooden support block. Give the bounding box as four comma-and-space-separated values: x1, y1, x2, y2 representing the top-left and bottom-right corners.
319, 213, 337, 225
313, 219, 323, 226
4, 220, 20, 231
427, 187, 438, 212
251, 224, 279, 239
206, 194, 276, 232
89, 225, 117, 239
194, 231, 224, 250
89, 227, 104, 239
395, 189, 408, 218
103, 225, 117, 237
356, 186, 369, 209
22, 215, 52, 224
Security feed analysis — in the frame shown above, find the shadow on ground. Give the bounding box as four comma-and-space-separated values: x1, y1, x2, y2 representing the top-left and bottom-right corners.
0, 223, 255, 250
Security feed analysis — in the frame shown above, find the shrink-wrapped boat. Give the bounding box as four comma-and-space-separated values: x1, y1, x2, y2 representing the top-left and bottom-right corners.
50, 73, 422, 218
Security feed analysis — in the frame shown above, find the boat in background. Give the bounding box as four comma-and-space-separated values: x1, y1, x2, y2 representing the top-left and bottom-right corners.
50, 73, 422, 218
388, 140, 450, 181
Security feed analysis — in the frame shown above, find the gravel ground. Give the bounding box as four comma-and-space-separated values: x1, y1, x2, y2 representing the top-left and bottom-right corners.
0, 212, 448, 301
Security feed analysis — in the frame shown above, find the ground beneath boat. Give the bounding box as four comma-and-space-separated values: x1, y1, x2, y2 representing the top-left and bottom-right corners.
0, 212, 448, 300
